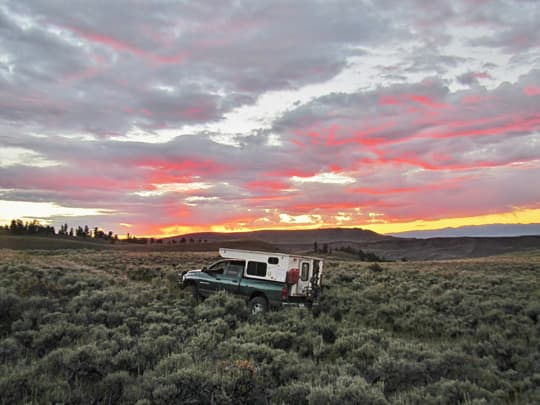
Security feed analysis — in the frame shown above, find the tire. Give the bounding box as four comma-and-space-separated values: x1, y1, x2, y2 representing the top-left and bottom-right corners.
188, 284, 200, 304
311, 305, 321, 317
249, 296, 268, 315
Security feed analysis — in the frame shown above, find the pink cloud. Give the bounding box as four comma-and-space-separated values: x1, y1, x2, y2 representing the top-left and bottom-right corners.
369, 150, 525, 171
524, 86, 540, 96
461, 94, 485, 104
472, 71, 491, 79
425, 114, 540, 139
379, 93, 448, 109
293, 121, 397, 148
351, 186, 417, 195
407, 94, 448, 109
245, 180, 289, 191
268, 168, 316, 178
2, 171, 138, 192
134, 158, 228, 176
63, 25, 188, 65
175, 107, 208, 120
379, 96, 401, 105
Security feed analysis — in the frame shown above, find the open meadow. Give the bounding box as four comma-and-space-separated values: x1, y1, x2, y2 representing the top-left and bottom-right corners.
1, 248, 539, 404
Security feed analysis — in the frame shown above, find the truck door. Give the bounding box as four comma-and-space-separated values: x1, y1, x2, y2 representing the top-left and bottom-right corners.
200, 260, 227, 296
215, 260, 244, 295
296, 260, 311, 295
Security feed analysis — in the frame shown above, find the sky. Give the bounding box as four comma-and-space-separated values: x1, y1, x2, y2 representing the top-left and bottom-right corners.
1, 0, 539, 238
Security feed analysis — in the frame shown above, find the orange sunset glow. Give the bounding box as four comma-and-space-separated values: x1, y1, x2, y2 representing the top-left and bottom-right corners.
1, 1, 539, 238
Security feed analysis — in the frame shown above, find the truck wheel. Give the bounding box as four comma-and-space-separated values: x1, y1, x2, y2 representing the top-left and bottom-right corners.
249, 296, 268, 315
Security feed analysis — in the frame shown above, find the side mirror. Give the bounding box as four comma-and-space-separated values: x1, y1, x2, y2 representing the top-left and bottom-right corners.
202, 266, 208, 272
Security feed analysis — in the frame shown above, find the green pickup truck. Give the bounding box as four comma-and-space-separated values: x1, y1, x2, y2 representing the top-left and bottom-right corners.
179, 248, 323, 314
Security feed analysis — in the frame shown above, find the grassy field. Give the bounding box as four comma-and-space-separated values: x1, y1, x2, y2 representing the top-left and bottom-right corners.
0, 235, 114, 250
1, 249, 539, 404
0, 234, 280, 253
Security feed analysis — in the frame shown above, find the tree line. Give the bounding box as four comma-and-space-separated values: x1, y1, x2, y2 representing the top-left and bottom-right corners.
313, 241, 387, 262
1, 219, 207, 245
2, 219, 119, 243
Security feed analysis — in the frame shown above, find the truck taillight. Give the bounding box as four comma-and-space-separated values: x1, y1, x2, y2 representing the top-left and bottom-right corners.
281, 286, 288, 300
287, 268, 300, 284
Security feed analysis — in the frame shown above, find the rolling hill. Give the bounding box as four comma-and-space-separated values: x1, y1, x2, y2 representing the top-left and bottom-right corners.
0, 234, 113, 250
389, 223, 540, 238
167, 227, 540, 260
3, 227, 540, 260
166, 227, 391, 244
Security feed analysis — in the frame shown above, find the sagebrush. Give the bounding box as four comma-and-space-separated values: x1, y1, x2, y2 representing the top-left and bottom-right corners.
1, 249, 539, 404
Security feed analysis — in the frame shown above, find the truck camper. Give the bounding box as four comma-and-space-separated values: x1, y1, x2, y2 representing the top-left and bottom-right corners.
180, 248, 323, 314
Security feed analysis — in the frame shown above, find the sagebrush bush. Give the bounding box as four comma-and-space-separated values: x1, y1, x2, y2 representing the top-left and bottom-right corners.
0, 249, 538, 404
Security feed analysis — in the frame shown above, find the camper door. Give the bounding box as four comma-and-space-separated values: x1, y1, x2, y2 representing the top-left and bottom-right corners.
296, 260, 312, 295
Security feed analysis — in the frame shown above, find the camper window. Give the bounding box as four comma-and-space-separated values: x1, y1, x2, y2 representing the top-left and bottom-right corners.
246, 261, 267, 277
301, 262, 310, 281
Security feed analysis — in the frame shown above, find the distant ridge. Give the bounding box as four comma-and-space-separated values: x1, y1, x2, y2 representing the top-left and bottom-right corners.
389, 223, 540, 239
2, 227, 540, 260
166, 227, 392, 244
164, 227, 540, 260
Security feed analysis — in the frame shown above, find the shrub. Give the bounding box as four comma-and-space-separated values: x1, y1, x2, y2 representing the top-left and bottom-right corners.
0, 337, 23, 363
0, 289, 22, 333
195, 291, 249, 325
307, 376, 387, 404
147, 368, 215, 404
97, 371, 132, 404
368, 263, 384, 273
271, 381, 311, 404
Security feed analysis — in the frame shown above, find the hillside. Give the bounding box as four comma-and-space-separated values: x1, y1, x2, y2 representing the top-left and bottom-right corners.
389, 223, 540, 238
3, 228, 540, 260
324, 235, 540, 261
121, 239, 281, 253
167, 227, 392, 244
167, 228, 540, 260
0, 235, 114, 250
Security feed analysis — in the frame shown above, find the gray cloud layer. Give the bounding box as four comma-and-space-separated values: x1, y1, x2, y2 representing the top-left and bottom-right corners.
1, 0, 539, 234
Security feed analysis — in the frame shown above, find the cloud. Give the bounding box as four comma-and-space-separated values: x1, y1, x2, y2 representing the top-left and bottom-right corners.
0, 200, 115, 224
0, 0, 539, 236
291, 173, 356, 185
0, 0, 406, 140
0, 147, 63, 167
134, 182, 214, 197
456, 71, 491, 86
279, 213, 323, 225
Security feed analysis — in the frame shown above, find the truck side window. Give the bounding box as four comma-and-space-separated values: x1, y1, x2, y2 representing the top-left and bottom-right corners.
246, 261, 267, 277
268, 257, 279, 265
224, 260, 244, 277
301, 262, 310, 281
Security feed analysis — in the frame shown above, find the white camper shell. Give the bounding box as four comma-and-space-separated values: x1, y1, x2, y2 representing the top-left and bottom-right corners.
219, 248, 323, 297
